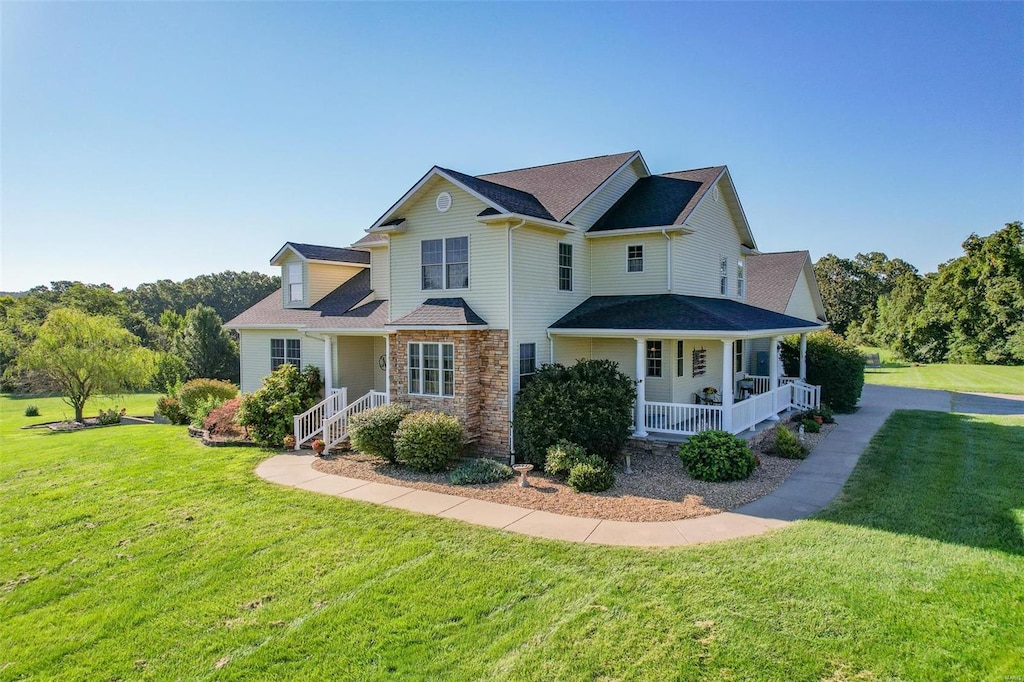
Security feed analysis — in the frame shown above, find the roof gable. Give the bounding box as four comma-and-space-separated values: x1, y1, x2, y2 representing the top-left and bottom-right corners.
745, 251, 809, 314
270, 242, 371, 266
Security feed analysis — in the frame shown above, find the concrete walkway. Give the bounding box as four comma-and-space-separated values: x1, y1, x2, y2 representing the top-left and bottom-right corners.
255, 385, 1023, 547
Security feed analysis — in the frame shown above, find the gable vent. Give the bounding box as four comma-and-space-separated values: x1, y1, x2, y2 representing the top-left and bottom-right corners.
436, 191, 453, 213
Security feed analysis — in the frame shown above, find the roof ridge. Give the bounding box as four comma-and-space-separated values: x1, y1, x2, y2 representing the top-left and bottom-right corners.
477, 150, 638, 177
658, 165, 727, 176
750, 250, 809, 257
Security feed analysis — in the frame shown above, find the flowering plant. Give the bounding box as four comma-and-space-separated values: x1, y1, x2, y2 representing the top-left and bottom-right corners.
702, 386, 719, 395
311, 438, 326, 454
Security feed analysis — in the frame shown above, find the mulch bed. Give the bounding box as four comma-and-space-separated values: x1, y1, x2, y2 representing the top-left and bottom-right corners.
24, 416, 155, 432
311, 419, 836, 522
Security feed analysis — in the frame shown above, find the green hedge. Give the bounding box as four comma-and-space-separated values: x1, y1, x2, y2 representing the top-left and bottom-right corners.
349, 403, 411, 463
178, 378, 238, 422
781, 331, 864, 412
394, 411, 464, 473
677, 430, 756, 482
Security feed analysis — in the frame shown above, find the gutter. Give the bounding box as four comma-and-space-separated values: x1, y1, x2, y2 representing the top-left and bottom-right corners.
507, 219, 526, 463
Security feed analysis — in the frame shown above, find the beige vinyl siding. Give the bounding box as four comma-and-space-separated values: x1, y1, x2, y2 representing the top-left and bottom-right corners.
591, 234, 668, 295
672, 180, 745, 298
307, 263, 363, 306
672, 340, 725, 404
509, 227, 591, 393
336, 336, 376, 399
785, 268, 819, 322
238, 330, 326, 394
592, 338, 634, 379
553, 337, 592, 366
643, 339, 672, 402
368, 246, 390, 302
280, 253, 306, 308
567, 158, 644, 230
388, 176, 509, 327
373, 336, 387, 391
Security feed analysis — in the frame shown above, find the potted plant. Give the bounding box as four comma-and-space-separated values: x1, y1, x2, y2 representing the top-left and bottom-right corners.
283, 434, 296, 450
738, 376, 754, 391
311, 438, 326, 456
702, 386, 719, 398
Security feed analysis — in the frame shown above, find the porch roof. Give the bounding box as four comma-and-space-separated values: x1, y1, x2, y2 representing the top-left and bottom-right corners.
388, 298, 488, 328
549, 294, 825, 337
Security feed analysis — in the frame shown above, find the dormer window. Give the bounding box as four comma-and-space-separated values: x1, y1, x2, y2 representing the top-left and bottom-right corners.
288, 263, 303, 302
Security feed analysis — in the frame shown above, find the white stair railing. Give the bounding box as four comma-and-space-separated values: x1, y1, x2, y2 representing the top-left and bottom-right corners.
292, 387, 347, 450
322, 390, 390, 450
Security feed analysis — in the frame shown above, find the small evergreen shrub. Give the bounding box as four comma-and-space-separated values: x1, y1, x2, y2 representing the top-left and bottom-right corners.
781, 331, 864, 413
394, 411, 464, 473
544, 440, 587, 477
449, 458, 515, 485
512, 359, 635, 468
156, 396, 188, 425
23, 405, 39, 417
178, 378, 238, 422
202, 397, 246, 439
567, 454, 615, 493
801, 418, 821, 434
237, 364, 322, 447
349, 403, 411, 463
677, 430, 757, 482
773, 424, 807, 459
190, 395, 227, 429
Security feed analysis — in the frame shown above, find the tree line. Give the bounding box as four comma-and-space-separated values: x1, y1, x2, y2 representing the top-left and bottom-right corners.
814, 221, 1024, 365
0, 271, 280, 392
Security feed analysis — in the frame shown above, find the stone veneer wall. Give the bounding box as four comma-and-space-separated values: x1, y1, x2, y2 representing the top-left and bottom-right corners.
390, 329, 509, 456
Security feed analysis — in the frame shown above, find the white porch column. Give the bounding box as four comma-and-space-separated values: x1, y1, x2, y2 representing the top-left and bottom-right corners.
384, 334, 391, 401
799, 333, 807, 381
323, 336, 334, 393
721, 339, 734, 433
634, 337, 648, 437
768, 335, 781, 420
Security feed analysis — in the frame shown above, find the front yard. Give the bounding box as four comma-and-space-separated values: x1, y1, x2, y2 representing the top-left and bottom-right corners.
861, 346, 1024, 395
1, 394, 1022, 680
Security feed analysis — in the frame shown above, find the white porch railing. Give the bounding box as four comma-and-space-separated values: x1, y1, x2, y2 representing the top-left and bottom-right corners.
293, 388, 348, 450
790, 381, 820, 410
322, 390, 390, 451
749, 375, 771, 394
645, 401, 723, 435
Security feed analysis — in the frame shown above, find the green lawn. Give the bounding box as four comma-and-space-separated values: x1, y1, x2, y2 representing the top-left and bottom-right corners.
861, 347, 1024, 395
1, 395, 1022, 680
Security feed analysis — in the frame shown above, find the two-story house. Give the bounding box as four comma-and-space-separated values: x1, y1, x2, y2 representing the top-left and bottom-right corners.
226, 151, 827, 457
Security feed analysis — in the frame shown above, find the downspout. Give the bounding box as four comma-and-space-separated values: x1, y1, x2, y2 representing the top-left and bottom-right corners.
507, 219, 526, 464
546, 330, 554, 367
662, 228, 672, 292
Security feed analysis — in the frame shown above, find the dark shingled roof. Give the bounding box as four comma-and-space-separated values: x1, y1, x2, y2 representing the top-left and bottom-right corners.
389, 298, 488, 327
745, 251, 810, 314
550, 294, 822, 333
589, 166, 725, 232
439, 167, 555, 221
478, 151, 638, 222
225, 270, 388, 330
277, 242, 371, 265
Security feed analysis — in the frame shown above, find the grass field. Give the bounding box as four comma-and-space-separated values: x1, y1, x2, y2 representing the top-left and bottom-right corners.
861, 347, 1024, 395
1, 394, 1022, 680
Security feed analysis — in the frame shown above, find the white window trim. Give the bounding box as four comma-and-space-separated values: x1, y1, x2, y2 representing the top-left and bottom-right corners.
421, 236, 470, 291
627, 244, 644, 273
646, 340, 662, 377
407, 341, 455, 398
287, 263, 303, 303
271, 338, 301, 371
558, 242, 573, 292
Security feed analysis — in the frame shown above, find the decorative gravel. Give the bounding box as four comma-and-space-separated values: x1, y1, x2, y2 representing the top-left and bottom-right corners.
311, 420, 836, 522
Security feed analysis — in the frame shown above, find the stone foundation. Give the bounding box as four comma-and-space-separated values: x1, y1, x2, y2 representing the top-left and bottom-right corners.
390, 329, 509, 457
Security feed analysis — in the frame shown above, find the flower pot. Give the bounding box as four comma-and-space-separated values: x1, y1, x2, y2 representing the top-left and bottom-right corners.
813, 416, 823, 425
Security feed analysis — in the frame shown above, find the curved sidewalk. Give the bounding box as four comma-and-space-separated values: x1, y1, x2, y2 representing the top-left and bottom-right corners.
255, 385, 1023, 548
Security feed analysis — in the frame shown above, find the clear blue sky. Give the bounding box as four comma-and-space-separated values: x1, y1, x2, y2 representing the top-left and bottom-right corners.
2, 2, 1021, 291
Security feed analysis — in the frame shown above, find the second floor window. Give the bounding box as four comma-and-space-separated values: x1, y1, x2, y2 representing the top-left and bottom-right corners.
287, 263, 302, 302
737, 259, 746, 297
558, 243, 573, 291
646, 340, 662, 377
271, 338, 301, 371
421, 237, 469, 290
720, 256, 728, 296
408, 342, 454, 397
628, 245, 644, 273
519, 343, 537, 388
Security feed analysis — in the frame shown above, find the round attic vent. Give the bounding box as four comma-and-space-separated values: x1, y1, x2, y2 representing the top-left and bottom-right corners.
436, 191, 452, 213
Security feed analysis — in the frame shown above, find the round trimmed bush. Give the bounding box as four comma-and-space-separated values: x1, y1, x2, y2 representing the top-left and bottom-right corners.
349, 403, 411, 463
801, 418, 821, 434
156, 396, 188, 425
773, 424, 807, 459
677, 430, 757, 482
567, 454, 615, 493
178, 378, 238, 422
781, 331, 864, 413
394, 411, 464, 473
544, 440, 587, 477
448, 458, 515, 485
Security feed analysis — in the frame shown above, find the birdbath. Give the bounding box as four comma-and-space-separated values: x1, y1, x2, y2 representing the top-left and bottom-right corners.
512, 463, 534, 488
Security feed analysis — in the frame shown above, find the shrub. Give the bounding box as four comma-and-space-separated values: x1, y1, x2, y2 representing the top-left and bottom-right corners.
237, 364, 322, 447
156, 396, 189, 425
781, 331, 864, 413
190, 395, 228, 429
23, 405, 39, 417
801, 418, 821, 434
349, 403, 411, 463
393, 411, 464, 473
178, 378, 238, 422
567, 455, 615, 493
677, 430, 757, 482
544, 440, 588, 477
202, 397, 246, 439
449, 458, 515, 485
513, 359, 635, 468
151, 352, 188, 394
773, 424, 807, 459
97, 407, 125, 426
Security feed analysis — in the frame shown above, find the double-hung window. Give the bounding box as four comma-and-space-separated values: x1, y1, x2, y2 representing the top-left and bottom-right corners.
737, 259, 746, 298
558, 243, 573, 291
408, 342, 454, 397
287, 263, 303, 302
519, 343, 537, 388
628, 245, 644, 273
271, 338, 301, 371
646, 340, 662, 377
421, 237, 469, 290
719, 256, 728, 296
